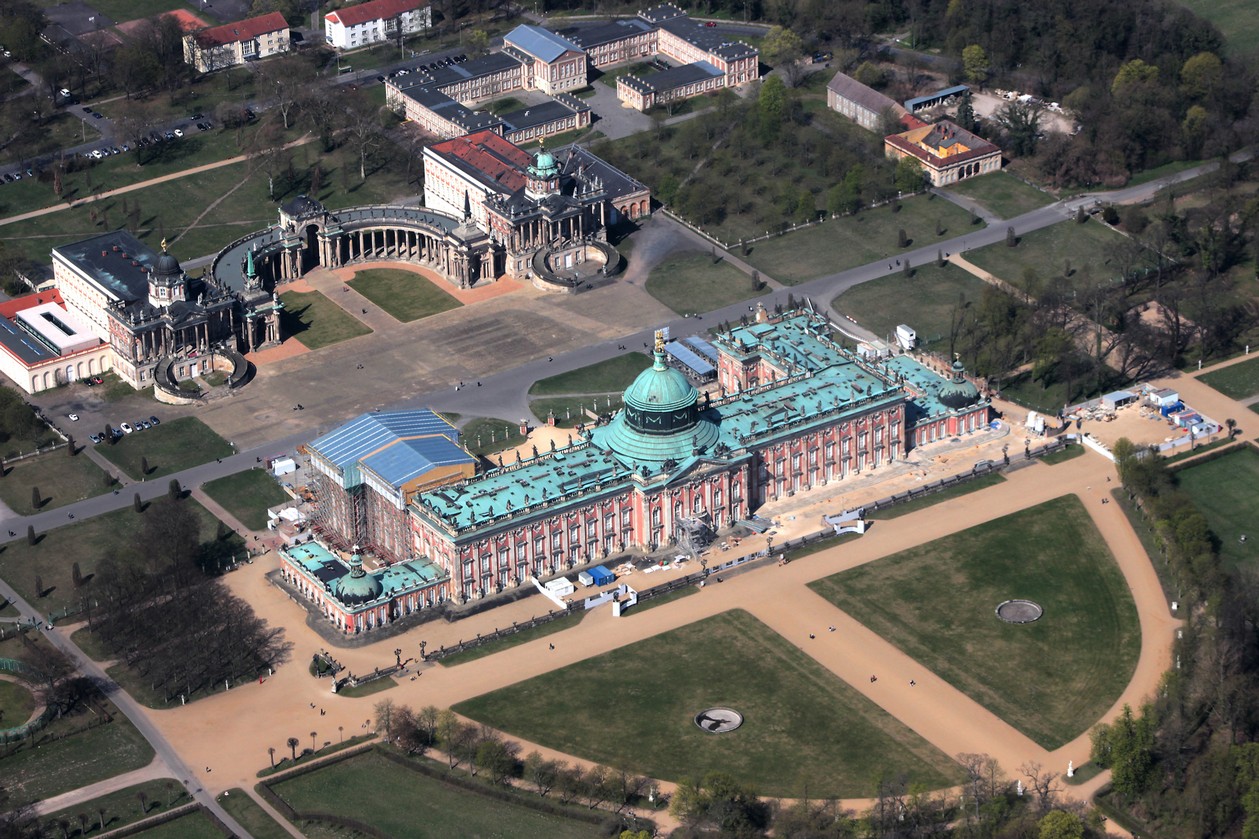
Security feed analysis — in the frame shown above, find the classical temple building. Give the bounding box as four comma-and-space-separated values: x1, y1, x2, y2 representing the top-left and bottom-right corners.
282, 306, 990, 632
884, 118, 1002, 186
52, 231, 281, 391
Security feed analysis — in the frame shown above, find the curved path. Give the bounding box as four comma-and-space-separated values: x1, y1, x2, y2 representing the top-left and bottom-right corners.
126, 449, 1173, 830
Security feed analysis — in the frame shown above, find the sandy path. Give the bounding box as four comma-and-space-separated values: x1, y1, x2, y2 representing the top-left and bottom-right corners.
140, 446, 1173, 828
30, 757, 174, 816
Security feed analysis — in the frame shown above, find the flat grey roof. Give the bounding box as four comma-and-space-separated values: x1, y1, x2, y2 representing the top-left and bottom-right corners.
499, 99, 581, 132
51, 230, 157, 303
564, 18, 654, 49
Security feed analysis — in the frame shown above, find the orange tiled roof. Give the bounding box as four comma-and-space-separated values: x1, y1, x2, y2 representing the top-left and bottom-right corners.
0, 290, 64, 319
430, 130, 531, 193
327, 0, 427, 27
191, 12, 288, 48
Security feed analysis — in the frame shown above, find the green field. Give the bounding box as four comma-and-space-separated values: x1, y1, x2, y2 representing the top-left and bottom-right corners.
459, 417, 526, 457
271, 750, 596, 838
125, 810, 225, 839
1040, 443, 1085, 464
810, 495, 1140, 749
742, 195, 977, 284
348, 268, 462, 323
964, 217, 1134, 298
831, 263, 993, 351
2, 714, 155, 807
0, 679, 37, 727
0, 499, 243, 613
38, 780, 190, 838
202, 469, 291, 531
1173, 447, 1259, 569
280, 291, 373, 351
528, 353, 651, 396
945, 172, 1054, 219
97, 417, 233, 481
217, 789, 292, 839
1199, 356, 1259, 399
645, 251, 760, 314
456, 609, 963, 797
1177, 0, 1259, 54
0, 450, 110, 515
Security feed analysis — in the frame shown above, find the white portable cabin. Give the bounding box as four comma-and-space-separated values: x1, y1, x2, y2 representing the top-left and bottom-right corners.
895, 324, 917, 350
545, 576, 575, 597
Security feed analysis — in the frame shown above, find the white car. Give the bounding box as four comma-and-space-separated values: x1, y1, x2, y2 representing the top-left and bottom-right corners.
173, 128, 184, 138
59, 87, 70, 97
90, 150, 102, 159
67, 413, 79, 421
119, 422, 134, 434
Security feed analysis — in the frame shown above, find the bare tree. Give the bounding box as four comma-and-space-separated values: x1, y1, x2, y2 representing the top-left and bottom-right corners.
1019, 761, 1060, 814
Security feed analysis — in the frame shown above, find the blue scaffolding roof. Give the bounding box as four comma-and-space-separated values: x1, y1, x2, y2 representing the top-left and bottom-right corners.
309, 410, 471, 490
682, 335, 719, 364
665, 340, 714, 377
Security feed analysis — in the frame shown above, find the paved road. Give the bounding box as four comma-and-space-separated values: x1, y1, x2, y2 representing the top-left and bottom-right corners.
0, 577, 250, 837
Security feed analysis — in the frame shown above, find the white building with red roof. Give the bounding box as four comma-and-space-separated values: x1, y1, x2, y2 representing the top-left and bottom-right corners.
324, 0, 431, 50
182, 12, 290, 73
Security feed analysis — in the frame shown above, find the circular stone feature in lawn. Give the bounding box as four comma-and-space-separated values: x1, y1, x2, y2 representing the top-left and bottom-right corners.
694, 707, 743, 733
996, 599, 1044, 623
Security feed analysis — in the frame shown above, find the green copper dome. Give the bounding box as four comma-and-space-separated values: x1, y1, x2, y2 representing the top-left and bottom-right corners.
597, 349, 720, 468
335, 553, 383, 605
529, 143, 560, 180
937, 359, 980, 410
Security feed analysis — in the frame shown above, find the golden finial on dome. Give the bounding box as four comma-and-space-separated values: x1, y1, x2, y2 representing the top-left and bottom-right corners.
160, 238, 168, 253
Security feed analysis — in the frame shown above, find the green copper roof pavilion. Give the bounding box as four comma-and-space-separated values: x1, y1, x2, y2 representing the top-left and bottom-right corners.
335, 552, 384, 605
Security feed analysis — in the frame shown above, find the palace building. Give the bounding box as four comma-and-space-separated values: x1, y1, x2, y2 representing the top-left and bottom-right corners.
282, 306, 990, 632
51, 232, 281, 394
884, 119, 1002, 186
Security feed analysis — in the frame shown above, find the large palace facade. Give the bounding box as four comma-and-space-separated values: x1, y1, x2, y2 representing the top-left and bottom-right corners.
280, 306, 992, 633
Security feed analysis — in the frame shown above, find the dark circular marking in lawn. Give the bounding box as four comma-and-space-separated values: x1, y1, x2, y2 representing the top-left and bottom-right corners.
694, 707, 743, 733
996, 599, 1044, 623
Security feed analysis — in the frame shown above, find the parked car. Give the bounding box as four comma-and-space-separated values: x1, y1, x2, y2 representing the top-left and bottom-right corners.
149, 415, 161, 425
67, 413, 79, 421
173, 128, 183, 138
89, 433, 102, 444
59, 87, 70, 97
92, 376, 103, 384
92, 112, 103, 119
136, 419, 150, 430
119, 422, 133, 434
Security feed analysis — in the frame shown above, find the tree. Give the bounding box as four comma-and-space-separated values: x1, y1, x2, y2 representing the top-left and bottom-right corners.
474, 737, 519, 785
955, 91, 978, 132
1111, 59, 1159, 97
1180, 52, 1222, 101
72, 562, 82, 588
141, 456, 150, 475
1006, 226, 1017, 247
671, 771, 770, 834
287, 737, 299, 760
34, 575, 43, 597
136, 790, 147, 815
467, 29, 489, 56
30, 486, 40, 510
344, 97, 384, 181
374, 698, 396, 739
167, 479, 181, 500
894, 157, 926, 194
757, 76, 789, 143
26, 525, 35, 546
133, 493, 143, 513
268, 746, 276, 768
761, 26, 805, 86
1226, 418, 1237, 438
1038, 809, 1084, 839
962, 44, 989, 87
525, 751, 559, 797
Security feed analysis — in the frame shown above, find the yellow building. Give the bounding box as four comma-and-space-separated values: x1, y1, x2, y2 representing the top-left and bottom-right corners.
884, 119, 1002, 186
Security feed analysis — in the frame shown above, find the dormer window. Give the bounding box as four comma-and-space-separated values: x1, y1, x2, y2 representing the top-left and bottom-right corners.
158, 286, 168, 298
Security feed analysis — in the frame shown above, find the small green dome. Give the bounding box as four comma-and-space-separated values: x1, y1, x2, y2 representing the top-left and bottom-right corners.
937, 359, 979, 410
623, 352, 698, 415
335, 553, 382, 605
529, 146, 559, 180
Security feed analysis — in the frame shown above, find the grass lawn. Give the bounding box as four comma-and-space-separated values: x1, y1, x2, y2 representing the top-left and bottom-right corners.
456, 609, 963, 797
742, 195, 977, 285
2, 713, 155, 807
1176, 0, 1259, 54
529, 395, 623, 427
0, 680, 36, 726
271, 750, 596, 839
645, 251, 759, 314
1199, 356, 1259, 399
528, 353, 651, 396
0, 424, 59, 461
97, 417, 232, 481
810, 494, 1140, 749
335, 677, 397, 699
218, 789, 292, 839
0, 499, 243, 613
1173, 447, 1259, 570
1039, 444, 1085, 465
945, 172, 1054, 219
597, 62, 655, 88
125, 810, 225, 839
831, 263, 992, 352
438, 612, 585, 666
964, 218, 1133, 298
38, 780, 190, 837
624, 584, 698, 615
348, 268, 462, 323
866, 472, 1007, 521
998, 368, 1123, 415
202, 469, 290, 531
459, 417, 527, 457
0, 450, 110, 515
279, 291, 372, 351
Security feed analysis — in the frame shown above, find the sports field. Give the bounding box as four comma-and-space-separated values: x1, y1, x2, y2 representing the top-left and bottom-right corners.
455, 609, 963, 797
810, 494, 1140, 749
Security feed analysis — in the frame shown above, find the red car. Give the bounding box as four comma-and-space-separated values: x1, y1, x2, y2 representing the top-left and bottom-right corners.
705, 21, 717, 26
